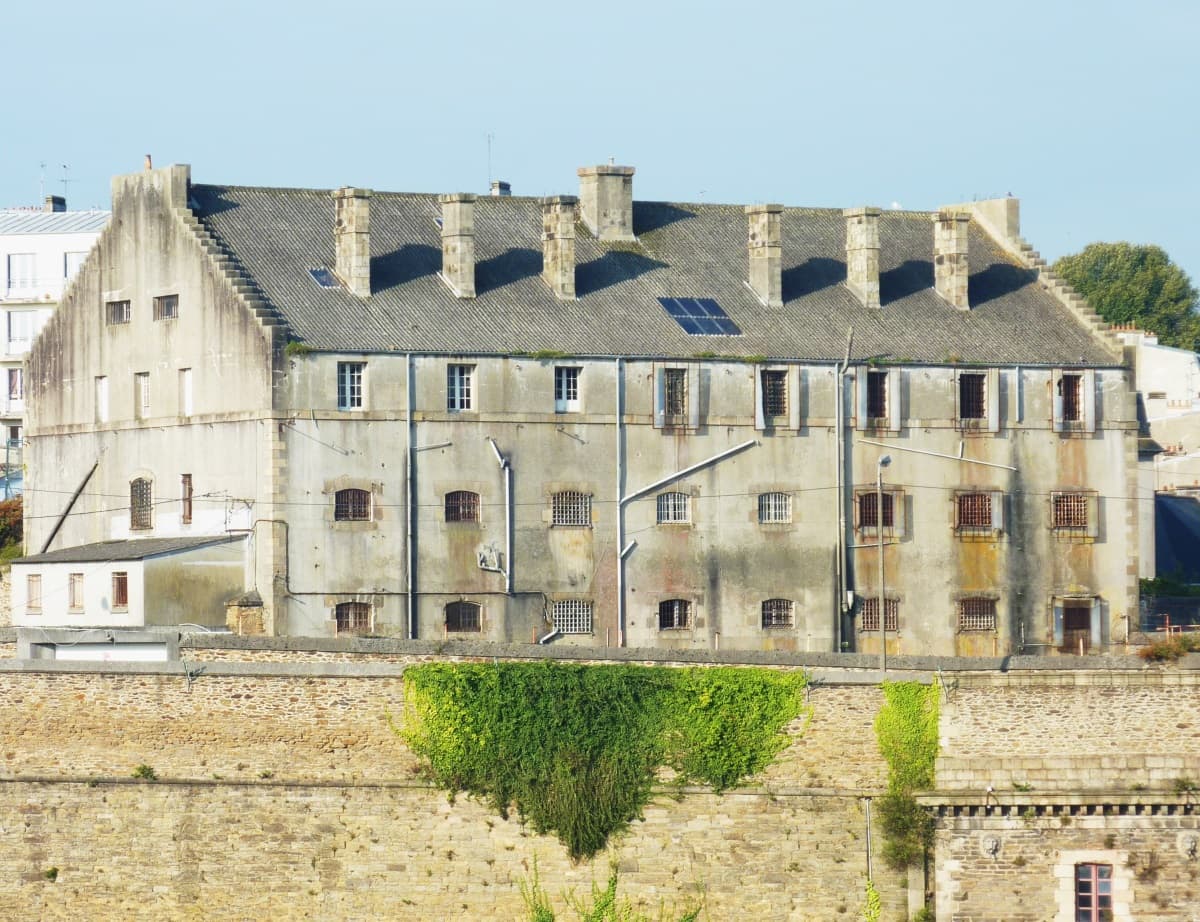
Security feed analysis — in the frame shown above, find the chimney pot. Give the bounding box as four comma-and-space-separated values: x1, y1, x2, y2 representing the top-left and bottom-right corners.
332, 187, 372, 297
541, 195, 578, 300
933, 210, 970, 309
144, 154, 153, 171
844, 207, 882, 309
577, 165, 635, 242
745, 204, 783, 308
44, 195, 66, 213
490, 180, 511, 197
439, 193, 477, 298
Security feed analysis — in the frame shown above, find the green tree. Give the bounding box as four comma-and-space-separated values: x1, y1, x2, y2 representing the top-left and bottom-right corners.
1053, 243, 1200, 351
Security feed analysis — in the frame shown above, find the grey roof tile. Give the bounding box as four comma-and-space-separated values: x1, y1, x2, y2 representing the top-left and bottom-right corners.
0, 210, 110, 235
17, 535, 243, 565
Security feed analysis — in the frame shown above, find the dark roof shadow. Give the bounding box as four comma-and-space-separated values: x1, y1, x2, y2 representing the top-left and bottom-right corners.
577, 250, 669, 297
633, 202, 697, 235
881, 259, 933, 305
190, 186, 240, 217
783, 257, 846, 301
476, 247, 543, 295
969, 263, 1039, 307
371, 244, 440, 293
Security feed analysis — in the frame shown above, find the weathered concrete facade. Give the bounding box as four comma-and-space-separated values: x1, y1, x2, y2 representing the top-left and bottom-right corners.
22, 162, 1139, 655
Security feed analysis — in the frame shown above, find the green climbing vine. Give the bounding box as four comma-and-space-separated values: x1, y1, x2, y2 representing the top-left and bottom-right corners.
400, 661, 809, 860
873, 680, 939, 869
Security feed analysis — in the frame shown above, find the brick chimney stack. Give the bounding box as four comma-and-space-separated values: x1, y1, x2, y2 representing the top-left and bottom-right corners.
439, 193, 477, 298
745, 204, 783, 308
933, 210, 970, 309
332, 187, 372, 297
541, 196, 577, 300
577, 164, 635, 242
844, 207, 882, 309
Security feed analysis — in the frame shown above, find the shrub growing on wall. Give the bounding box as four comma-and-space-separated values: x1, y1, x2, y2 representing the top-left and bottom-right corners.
874, 680, 939, 869
400, 662, 809, 860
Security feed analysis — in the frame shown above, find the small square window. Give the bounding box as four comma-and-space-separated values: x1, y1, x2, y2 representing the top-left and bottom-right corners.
1052, 492, 1092, 532
337, 362, 365, 410
857, 491, 896, 530
656, 492, 690, 524
761, 598, 794, 628
334, 488, 372, 521
758, 492, 792, 524
957, 598, 996, 632
554, 366, 581, 413
658, 599, 691, 630
446, 601, 481, 633
860, 597, 898, 632
956, 492, 991, 529
335, 601, 371, 634
445, 490, 480, 523
153, 294, 179, 321
552, 600, 593, 634
448, 364, 474, 412
112, 572, 129, 610
552, 491, 592, 526
106, 300, 131, 325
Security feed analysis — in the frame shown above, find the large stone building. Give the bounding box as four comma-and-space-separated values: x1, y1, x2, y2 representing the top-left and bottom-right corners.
18, 161, 1139, 655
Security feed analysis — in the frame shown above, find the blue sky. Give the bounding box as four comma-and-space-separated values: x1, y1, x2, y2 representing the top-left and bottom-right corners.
6, 0, 1199, 282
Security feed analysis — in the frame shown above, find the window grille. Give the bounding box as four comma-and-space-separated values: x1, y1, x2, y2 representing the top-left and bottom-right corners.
956, 492, 992, 528
554, 366, 580, 412
334, 488, 371, 521
1053, 492, 1089, 529
181, 474, 193, 525
859, 491, 895, 529
761, 370, 788, 417
552, 491, 592, 526
335, 601, 371, 633
656, 492, 690, 524
658, 599, 691, 630
867, 370, 888, 419
552, 599, 593, 634
112, 572, 129, 610
959, 372, 986, 420
337, 362, 365, 410
761, 598, 794, 629
445, 601, 481, 632
130, 478, 152, 530
68, 573, 84, 611
447, 364, 474, 411
957, 597, 996, 632
153, 294, 179, 321
860, 597, 898, 632
445, 490, 480, 523
26, 575, 41, 613
1059, 373, 1082, 422
664, 368, 687, 417
758, 492, 792, 524
105, 300, 131, 325
1074, 863, 1112, 922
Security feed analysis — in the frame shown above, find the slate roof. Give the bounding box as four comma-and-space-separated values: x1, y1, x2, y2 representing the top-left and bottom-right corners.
0, 210, 109, 235
191, 184, 1115, 365
16, 535, 243, 565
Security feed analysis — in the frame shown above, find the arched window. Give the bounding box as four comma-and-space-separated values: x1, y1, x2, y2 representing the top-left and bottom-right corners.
445, 601, 481, 633
335, 601, 371, 634
445, 490, 480, 523
761, 598, 794, 629
757, 492, 791, 524
656, 492, 690, 524
658, 599, 691, 630
130, 477, 153, 530
334, 488, 371, 521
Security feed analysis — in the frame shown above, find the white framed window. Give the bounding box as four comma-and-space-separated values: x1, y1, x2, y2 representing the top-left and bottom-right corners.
1052, 368, 1096, 434
552, 599, 593, 634
761, 598, 794, 629
179, 368, 193, 417
758, 492, 792, 524
134, 372, 150, 419
654, 364, 700, 429
7, 368, 22, 401
754, 366, 801, 430
7, 311, 36, 352
658, 599, 691, 630
447, 363, 474, 411
856, 367, 902, 431
94, 376, 109, 423
552, 491, 592, 526
26, 574, 41, 613
64, 251, 87, 280
656, 491, 690, 524
6, 253, 36, 289
337, 361, 365, 410
554, 366, 581, 413
68, 573, 84, 611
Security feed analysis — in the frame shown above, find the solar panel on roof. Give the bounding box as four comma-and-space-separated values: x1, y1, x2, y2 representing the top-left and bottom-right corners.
657, 297, 742, 336
309, 268, 339, 288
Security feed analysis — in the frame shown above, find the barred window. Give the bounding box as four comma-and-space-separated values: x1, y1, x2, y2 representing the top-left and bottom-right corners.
761, 370, 788, 417
105, 299, 131, 325
858, 491, 895, 529
334, 488, 371, 521
761, 598, 794, 629
758, 492, 792, 524
181, 473, 193, 525
26, 575, 41, 613
664, 368, 687, 417
445, 601, 481, 633
1053, 492, 1089, 529
153, 294, 179, 321
656, 491, 690, 524
68, 573, 84, 611
860, 597, 898, 632
337, 362, 365, 410
1060, 373, 1083, 422
958, 372, 986, 420
335, 601, 371, 633
867, 370, 888, 419
447, 364, 474, 411
130, 477, 153, 530
552, 491, 592, 526
956, 492, 992, 528
552, 599, 593, 634
957, 597, 996, 632
658, 599, 691, 630
445, 490, 480, 523
112, 572, 129, 610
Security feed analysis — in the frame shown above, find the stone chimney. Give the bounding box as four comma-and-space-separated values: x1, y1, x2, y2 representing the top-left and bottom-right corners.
439, 193, 476, 298
844, 207, 881, 309
933, 210, 970, 309
333, 187, 371, 297
541, 195, 577, 300
745, 204, 783, 308
43, 195, 66, 213
577, 164, 635, 242
490, 180, 511, 197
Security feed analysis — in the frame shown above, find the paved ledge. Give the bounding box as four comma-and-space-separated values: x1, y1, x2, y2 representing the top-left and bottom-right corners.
918, 791, 1200, 810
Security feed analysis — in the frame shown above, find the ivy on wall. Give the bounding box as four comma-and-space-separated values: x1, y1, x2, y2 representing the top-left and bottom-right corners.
400, 662, 809, 860
873, 680, 939, 869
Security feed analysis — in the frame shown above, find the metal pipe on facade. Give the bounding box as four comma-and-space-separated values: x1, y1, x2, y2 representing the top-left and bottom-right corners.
486, 437, 513, 595
405, 353, 416, 639
835, 328, 853, 651
615, 358, 626, 647
877, 455, 891, 672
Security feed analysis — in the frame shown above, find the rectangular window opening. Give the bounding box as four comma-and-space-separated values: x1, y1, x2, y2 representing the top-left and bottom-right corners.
337, 362, 365, 410
860, 597, 899, 633
762, 369, 788, 418
758, 492, 792, 524
552, 491, 592, 527
1060, 373, 1083, 422
664, 368, 687, 418
1053, 492, 1090, 530
956, 492, 992, 529
26, 574, 41, 613
135, 372, 150, 419
658, 599, 692, 630
447, 364, 474, 411
552, 599, 593, 634
656, 492, 690, 524
181, 474, 193, 525
68, 573, 84, 611
1074, 863, 1113, 921
867, 370, 888, 419
105, 300, 131, 325
959, 372, 986, 421
554, 366, 581, 413
152, 294, 179, 321
958, 597, 996, 632
112, 572, 129, 610
859, 491, 895, 529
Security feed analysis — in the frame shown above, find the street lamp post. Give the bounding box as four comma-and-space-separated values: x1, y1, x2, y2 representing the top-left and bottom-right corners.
877, 454, 891, 673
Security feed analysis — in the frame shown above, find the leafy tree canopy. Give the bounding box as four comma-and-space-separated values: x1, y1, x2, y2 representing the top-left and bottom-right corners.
1053, 243, 1200, 351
